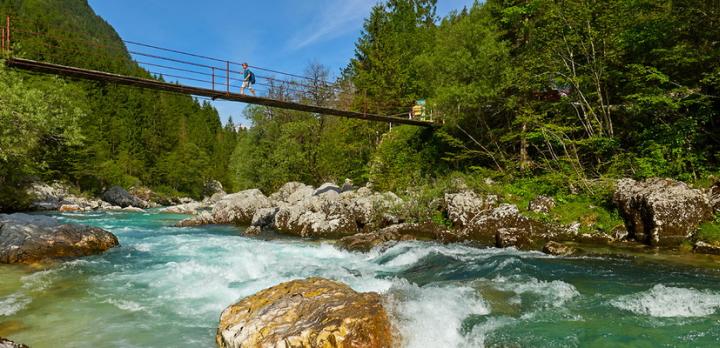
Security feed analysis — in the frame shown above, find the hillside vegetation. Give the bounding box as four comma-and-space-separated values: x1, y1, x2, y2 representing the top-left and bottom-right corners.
233, 0, 719, 194
1, 0, 719, 216
0, 0, 238, 210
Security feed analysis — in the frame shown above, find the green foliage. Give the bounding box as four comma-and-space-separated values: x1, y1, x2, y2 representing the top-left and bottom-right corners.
0, 1, 237, 205
368, 126, 446, 192
5, 0, 720, 211
549, 197, 624, 235
231, 101, 378, 193
0, 66, 85, 211
697, 216, 720, 244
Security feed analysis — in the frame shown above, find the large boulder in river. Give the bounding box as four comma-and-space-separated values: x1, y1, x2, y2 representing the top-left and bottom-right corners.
444, 191, 497, 228
274, 201, 358, 238
273, 188, 403, 238
216, 277, 393, 348
26, 181, 71, 210
0, 213, 119, 264
0, 337, 29, 348
455, 204, 544, 247
269, 182, 315, 204
27, 181, 104, 211
211, 189, 272, 225
614, 178, 712, 246
102, 186, 148, 208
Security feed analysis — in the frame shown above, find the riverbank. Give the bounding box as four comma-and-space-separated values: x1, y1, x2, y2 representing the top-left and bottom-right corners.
13, 175, 720, 259
162, 176, 720, 259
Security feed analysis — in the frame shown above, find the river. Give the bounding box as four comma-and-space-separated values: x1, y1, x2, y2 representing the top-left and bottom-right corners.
1, 211, 720, 347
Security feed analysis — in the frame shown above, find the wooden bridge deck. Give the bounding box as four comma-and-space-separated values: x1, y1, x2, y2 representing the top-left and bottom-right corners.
5, 57, 436, 128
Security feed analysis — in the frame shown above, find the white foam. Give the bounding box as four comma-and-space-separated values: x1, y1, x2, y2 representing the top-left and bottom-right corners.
20, 269, 58, 292
491, 275, 580, 308
386, 279, 490, 348
105, 299, 146, 313
611, 284, 720, 318
0, 293, 30, 316
464, 316, 516, 348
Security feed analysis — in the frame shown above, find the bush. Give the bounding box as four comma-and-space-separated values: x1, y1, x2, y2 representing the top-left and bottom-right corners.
369, 126, 447, 192
697, 216, 720, 244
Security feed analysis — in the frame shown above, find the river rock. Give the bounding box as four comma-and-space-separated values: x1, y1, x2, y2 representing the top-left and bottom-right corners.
496, 227, 533, 249
337, 222, 445, 252
250, 207, 279, 229
0, 213, 119, 264
161, 202, 205, 215
273, 189, 403, 238
710, 181, 720, 213
245, 207, 280, 235
211, 189, 272, 225
176, 211, 215, 227
542, 241, 576, 256
127, 186, 159, 206
313, 182, 342, 196
27, 182, 104, 211
102, 186, 148, 209
26, 181, 71, 210
274, 203, 358, 238
203, 180, 226, 198
269, 182, 315, 204
216, 277, 393, 348
337, 230, 411, 252
528, 195, 556, 214
341, 178, 355, 192
348, 191, 403, 230
694, 241, 720, 255
459, 204, 543, 247
0, 337, 29, 348
614, 178, 712, 246
444, 191, 497, 228
58, 204, 83, 212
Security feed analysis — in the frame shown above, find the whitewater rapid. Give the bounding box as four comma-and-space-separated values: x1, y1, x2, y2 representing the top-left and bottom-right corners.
2, 211, 720, 347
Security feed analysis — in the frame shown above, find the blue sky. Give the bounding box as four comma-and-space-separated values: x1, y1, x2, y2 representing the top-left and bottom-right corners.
87, 0, 476, 126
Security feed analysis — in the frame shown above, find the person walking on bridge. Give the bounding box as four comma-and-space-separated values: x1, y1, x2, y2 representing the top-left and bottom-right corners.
240, 63, 256, 96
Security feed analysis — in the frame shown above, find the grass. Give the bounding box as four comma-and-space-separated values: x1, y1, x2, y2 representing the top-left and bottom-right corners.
697, 215, 720, 244
548, 197, 624, 234
390, 170, 626, 235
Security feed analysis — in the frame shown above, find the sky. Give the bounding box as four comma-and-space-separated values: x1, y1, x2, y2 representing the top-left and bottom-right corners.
87, 0, 476, 126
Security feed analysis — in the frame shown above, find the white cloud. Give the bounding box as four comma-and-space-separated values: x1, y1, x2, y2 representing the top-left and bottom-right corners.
288, 0, 379, 50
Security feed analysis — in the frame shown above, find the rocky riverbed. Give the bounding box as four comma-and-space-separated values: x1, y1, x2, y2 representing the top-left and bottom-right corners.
169, 178, 720, 256
2, 177, 718, 347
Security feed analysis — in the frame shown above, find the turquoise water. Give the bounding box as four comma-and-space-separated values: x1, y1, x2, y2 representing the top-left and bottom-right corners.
2, 211, 720, 347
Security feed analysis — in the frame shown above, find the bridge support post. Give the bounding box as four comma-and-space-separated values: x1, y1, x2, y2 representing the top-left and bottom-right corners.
226, 61, 230, 95
211, 67, 215, 91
